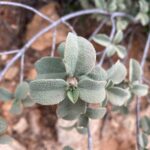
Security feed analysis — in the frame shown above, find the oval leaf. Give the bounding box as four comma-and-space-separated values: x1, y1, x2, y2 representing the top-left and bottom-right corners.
107, 61, 127, 84
78, 79, 106, 103
131, 82, 149, 96
115, 45, 127, 59
64, 33, 96, 76
56, 98, 86, 120
0, 118, 7, 135
92, 34, 111, 47
87, 66, 107, 81
30, 79, 67, 105
35, 57, 66, 79
107, 87, 130, 106
0, 88, 13, 101
86, 107, 106, 119
57, 42, 65, 58
15, 82, 29, 100
10, 100, 23, 115
129, 59, 142, 82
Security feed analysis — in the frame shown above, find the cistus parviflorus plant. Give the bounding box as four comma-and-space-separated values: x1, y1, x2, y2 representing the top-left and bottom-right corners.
0, 32, 149, 149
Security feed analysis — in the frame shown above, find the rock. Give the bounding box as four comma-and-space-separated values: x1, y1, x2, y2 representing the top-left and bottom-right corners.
13, 118, 28, 134
25, 2, 68, 51
4, 67, 19, 80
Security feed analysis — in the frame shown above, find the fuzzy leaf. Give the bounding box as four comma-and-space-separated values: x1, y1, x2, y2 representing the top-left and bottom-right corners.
78, 79, 106, 103
78, 114, 89, 127
30, 79, 67, 105
131, 82, 148, 96
87, 66, 107, 81
129, 59, 142, 82
63, 146, 74, 150
86, 107, 106, 119
35, 57, 66, 79
0, 135, 13, 144
107, 61, 127, 84
67, 88, 79, 104
0, 118, 7, 135
15, 82, 29, 100
10, 99, 22, 115
116, 19, 128, 31
0, 88, 13, 101
139, 0, 149, 13
94, 0, 106, 9
115, 45, 127, 59
139, 132, 148, 148
64, 33, 96, 76
107, 87, 130, 106
113, 30, 123, 44
93, 34, 111, 47
22, 96, 35, 107
140, 116, 150, 135
136, 12, 149, 26
57, 42, 65, 58
56, 98, 86, 120
106, 45, 116, 57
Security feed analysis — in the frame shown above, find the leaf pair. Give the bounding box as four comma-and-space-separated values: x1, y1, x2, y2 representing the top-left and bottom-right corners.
0, 82, 34, 115
93, 32, 127, 59
129, 59, 148, 96
0, 118, 13, 144
105, 61, 130, 106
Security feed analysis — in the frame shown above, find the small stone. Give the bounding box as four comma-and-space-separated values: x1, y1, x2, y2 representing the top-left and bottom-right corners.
13, 118, 28, 134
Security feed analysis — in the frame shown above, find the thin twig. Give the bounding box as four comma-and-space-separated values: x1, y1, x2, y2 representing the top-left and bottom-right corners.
0, 50, 19, 55
0, 1, 75, 33
51, 28, 57, 57
87, 123, 93, 150
135, 32, 150, 150
0, 7, 135, 81
20, 54, 25, 82
89, 19, 108, 41
98, 15, 117, 66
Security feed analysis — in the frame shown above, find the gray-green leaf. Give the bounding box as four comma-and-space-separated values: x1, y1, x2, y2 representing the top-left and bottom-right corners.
93, 34, 111, 47
86, 66, 107, 81
107, 61, 127, 84
0, 88, 13, 101
64, 33, 96, 77
30, 79, 67, 105
78, 79, 106, 103
107, 87, 130, 106
140, 116, 150, 135
0, 118, 7, 135
56, 98, 86, 120
113, 30, 123, 44
115, 45, 127, 59
86, 107, 106, 119
131, 81, 148, 96
57, 42, 65, 58
35, 57, 66, 79
0, 135, 13, 144
10, 99, 23, 115
139, 132, 148, 148
129, 59, 142, 82
15, 82, 29, 100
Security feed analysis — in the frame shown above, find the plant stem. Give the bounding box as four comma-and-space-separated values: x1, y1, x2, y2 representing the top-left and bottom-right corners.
87, 122, 93, 150
135, 32, 150, 150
